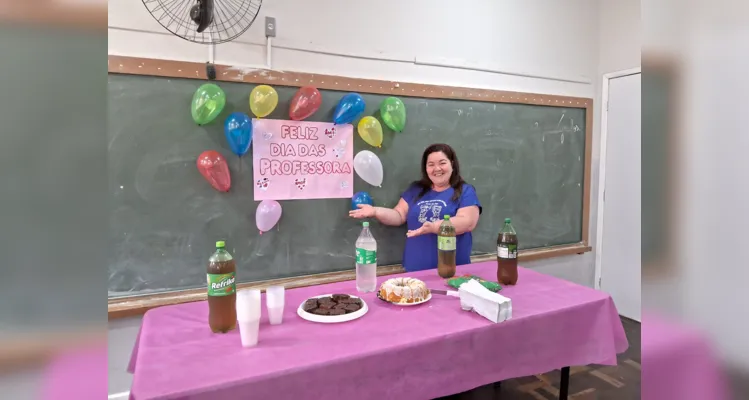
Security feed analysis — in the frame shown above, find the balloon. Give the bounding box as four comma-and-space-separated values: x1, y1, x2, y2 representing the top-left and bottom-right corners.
256, 200, 282, 234
333, 93, 366, 125
196, 150, 231, 192
379, 97, 407, 132
191, 84, 226, 125
249, 85, 279, 118
351, 191, 374, 210
357, 116, 383, 148
223, 112, 253, 157
353, 150, 384, 187
289, 86, 322, 121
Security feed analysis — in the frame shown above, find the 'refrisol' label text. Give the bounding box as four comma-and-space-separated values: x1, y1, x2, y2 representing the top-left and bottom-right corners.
207, 272, 236, 297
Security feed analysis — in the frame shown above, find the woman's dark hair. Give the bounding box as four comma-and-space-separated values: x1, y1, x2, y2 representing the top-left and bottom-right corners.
412, 143, 466, 202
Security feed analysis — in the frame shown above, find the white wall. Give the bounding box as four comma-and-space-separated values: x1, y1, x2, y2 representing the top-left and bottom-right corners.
107, 0, 642, 396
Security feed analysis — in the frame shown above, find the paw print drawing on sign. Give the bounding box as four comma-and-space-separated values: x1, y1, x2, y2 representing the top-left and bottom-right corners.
256, 178, 270, 191
332, 147, 346, 159
262, 132, 273, 141
340, 181, 349, 189
294, 178, 307, 190
325, 128, 336, 139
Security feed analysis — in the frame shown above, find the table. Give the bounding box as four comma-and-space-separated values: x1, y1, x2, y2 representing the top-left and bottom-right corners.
128, 262, 628, 400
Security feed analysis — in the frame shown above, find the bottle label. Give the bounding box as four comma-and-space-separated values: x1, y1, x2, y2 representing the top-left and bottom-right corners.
356, 248, 377, 264
438, 236, 456, 251
498, 244, 518, 259
207, 272, 236, 297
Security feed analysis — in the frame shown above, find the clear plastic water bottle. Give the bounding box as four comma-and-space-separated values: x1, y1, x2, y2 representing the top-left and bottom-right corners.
355, 222, 377, 292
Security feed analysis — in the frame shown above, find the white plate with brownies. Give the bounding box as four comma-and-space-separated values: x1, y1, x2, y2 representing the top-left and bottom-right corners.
297, 293, 368, 324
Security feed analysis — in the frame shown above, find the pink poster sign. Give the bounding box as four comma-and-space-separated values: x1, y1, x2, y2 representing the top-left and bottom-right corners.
252, 119, 354, 201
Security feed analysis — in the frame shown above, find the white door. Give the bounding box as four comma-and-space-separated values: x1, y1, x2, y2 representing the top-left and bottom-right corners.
600, 72, 641, 321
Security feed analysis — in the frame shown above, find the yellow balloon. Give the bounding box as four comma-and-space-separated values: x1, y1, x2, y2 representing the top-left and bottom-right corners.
249, 85, 279, 118
357, 116, 383, 148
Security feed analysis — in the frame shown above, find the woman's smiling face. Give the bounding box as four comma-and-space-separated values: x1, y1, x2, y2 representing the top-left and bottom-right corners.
425, 151, 452, 187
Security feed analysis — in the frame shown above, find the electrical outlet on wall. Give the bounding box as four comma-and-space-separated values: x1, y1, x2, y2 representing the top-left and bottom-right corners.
265, 17, 277, 37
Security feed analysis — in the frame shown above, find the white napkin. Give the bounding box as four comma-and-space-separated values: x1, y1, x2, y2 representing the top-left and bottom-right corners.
457, 279, 512, 323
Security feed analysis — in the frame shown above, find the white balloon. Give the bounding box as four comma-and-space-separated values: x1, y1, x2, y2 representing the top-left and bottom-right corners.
353, 150, 383, 187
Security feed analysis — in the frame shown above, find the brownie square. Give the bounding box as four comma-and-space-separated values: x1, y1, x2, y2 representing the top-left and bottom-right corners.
328, 309, 346, 316
331, 294, 350, 302
313, 308, 330, 315
340, 298, 362, 306
318, 302, 336, 310
302, 299, 318, 312
344, 304, 361, 313
333, 303, 348, 310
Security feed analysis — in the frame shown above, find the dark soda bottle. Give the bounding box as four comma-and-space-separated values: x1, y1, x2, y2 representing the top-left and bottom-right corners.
207, 240, 237, 333
497, 218, 518, 285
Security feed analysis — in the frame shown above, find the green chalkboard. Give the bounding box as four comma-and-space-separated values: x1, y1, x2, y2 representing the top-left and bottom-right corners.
108, 73, 587, 298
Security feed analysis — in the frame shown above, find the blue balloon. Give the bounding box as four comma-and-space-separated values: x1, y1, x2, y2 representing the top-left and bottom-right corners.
333, 93, 366, 125
224, 112, 253, 157
351, 191, 374, 210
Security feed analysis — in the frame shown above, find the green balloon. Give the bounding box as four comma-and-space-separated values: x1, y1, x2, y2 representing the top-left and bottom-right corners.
379, 97, 406, 132
191, 83, 226, 125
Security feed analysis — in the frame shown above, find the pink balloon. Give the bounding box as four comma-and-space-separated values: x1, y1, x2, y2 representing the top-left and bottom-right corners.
256, 200, 282, 234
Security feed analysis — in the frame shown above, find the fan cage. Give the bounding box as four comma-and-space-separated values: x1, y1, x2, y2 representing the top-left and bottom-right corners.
143, 0, 262, 44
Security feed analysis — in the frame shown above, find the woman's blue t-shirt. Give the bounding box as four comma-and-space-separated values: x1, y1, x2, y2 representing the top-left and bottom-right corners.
401, 183, 482, 272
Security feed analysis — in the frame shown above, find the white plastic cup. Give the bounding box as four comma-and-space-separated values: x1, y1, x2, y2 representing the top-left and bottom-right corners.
266, 285, 285, 325
238, 319, 260, 347
236, 289, 261, 347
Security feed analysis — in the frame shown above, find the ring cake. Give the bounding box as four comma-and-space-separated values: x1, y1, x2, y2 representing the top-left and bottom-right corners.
378, 277, 430, 304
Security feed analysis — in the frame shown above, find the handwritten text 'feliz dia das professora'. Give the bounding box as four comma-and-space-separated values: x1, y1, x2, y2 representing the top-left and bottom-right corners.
258, 124, 352, 176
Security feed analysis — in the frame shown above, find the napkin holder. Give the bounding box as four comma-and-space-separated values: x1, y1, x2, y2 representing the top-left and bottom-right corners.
457, 279, 512, 323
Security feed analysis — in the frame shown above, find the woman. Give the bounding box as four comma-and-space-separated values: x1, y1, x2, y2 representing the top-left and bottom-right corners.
349, 143, 482, 272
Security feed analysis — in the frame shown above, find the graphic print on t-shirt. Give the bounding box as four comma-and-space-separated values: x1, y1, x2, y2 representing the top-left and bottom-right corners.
416, 199, 446, 223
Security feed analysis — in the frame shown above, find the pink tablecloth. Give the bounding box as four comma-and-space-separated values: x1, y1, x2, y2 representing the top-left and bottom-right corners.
128, 262, 627, 400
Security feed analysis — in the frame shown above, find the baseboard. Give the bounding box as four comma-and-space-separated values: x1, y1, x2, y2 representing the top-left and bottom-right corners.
108, 391, 130, 400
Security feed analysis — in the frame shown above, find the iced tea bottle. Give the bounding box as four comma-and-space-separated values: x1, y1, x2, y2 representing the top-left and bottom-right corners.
437, 215, 457, 278
207, 241, 237, 333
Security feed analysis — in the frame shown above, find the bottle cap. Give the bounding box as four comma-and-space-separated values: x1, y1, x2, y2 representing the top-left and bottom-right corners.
444, 215, 450, 220
362, 222, 369, 227
504, 218, 511, 223
216, 240, 225, 248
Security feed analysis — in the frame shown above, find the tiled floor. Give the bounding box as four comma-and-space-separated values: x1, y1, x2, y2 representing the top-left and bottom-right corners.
438, 317, 641, 399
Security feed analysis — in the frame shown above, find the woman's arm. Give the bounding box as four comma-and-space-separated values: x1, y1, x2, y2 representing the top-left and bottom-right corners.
450, 205, 480, 234
348, 198, 409, 227
406, 205, 480, 237
374, 198, 409, 226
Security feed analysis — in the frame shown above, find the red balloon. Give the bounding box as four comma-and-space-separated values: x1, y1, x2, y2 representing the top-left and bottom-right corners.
289, 86, 322, 121
196, 150, 231, 192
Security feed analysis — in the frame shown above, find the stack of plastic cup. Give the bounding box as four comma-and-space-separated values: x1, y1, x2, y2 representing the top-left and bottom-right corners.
236, 289, 261, 347
266, 285, 285, 325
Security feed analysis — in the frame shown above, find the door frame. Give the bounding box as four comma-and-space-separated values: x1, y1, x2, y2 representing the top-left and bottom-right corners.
594, 67, 641, 290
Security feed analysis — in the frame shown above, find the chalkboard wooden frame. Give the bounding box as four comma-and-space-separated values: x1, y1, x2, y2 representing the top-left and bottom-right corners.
107, 55, 593, 319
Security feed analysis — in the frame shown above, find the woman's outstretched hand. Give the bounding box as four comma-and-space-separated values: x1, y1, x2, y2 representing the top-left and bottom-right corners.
348, 204, 375, 219
406, 221, 439, 237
